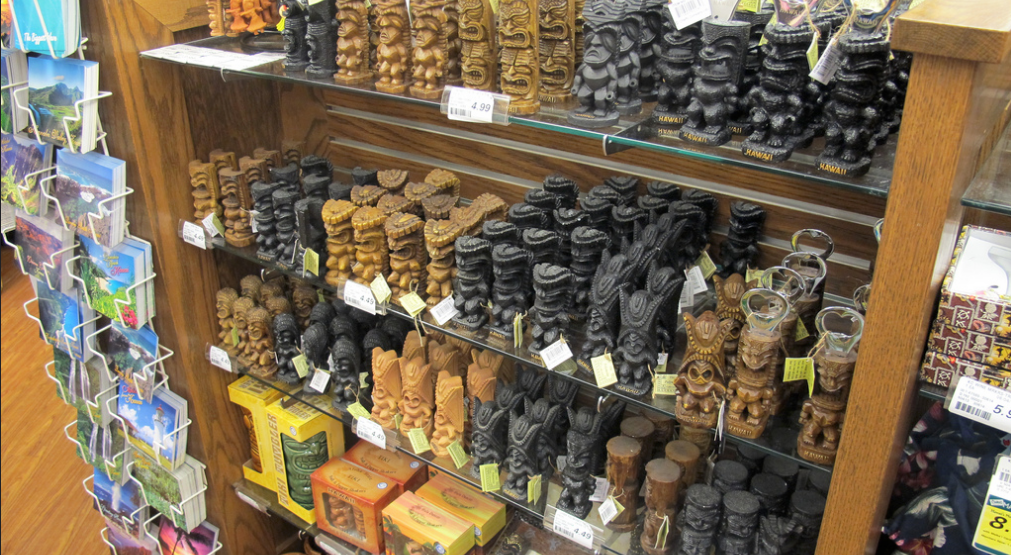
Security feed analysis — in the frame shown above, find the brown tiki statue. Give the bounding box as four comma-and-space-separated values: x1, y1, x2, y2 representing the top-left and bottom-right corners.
538, 0, 575, 102
459, 0, 496, 90
351, 207, 390, 284
674, 311, 730, 453
371, 347, 403, 428
431, 370, 465, 457
410, 0, 450, 99
605, 436, 641, 532
231, 297, 257, 365
243, 306, 278, 379
375, 0, 413, 94
218, 168, 256, 247
336, 0, 373, 84
399, 356, 435, 437
641, 459, 681, 555
424, 219, 464, 307
322, 200, 358, 288
190, 160, 221, 221
499, 0, 541, 114
714, 274, 748, 374
216, 287, 240, 355
385, 212, 428, 303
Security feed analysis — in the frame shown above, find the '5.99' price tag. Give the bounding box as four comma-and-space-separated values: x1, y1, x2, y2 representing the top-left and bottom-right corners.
949, 377, 1011, 433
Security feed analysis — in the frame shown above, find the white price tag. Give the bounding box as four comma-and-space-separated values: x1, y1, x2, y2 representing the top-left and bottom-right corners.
709, 0, 741, 20
209, 346, 232, 372
552, 509, 595, 550
310, 368, 331, 393
993, 455, 1011, 499
430, 295, 459, 325
668, 0, 711, 29
810, 37, 843, 85
249, 209, 260, 233
949, 378, 1011, 433
540, 339, 574, 371
658, 352, 669, 366
182, 221, 207, 249
446, 86, 496, 123
236, 491, 266, 514
685, 266, 708, 295
589, 477, 610, 503
598, 497, 620, 525
678, 284, 694, 313
356, 417, 387, 449
343, 280, 378, 315
556, 456, 567, 473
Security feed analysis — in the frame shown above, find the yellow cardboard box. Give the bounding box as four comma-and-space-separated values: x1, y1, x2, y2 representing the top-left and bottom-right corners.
227, 376, 289, 491
382, 491, 475, 555
342, 440, 428, 496
416, 474, 506, 548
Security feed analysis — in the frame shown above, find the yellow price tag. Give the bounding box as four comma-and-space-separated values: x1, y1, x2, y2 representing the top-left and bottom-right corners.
795, 318, 811, 341
371, 274, 392, 304
591, 353, 618, 388
231, 326, 239, 346
359, 372, 369, 389
513, 312, 524, 349
400, 292, 428, 316
347, 402, 371, 420
203, 213, 226, 237
974, 500, 1011, 553
695, 251, 717, 280
527, 474, 542, 504
655, 515, 670, 550
784, 357, 816, 396
653, 373, 679, 397
745, 267, 764, 284
408, 428, 431, 454
303, 248, 320, 276
293, 354, 310, 378
806, 36, 819, 71
738, 0, 758, 12
448, 440, 469, 469
276, 17, 285, 31
480, 463, 500, 492
394, 413, 403, 430
318, 289, 326, 303
488, 0, 499, 13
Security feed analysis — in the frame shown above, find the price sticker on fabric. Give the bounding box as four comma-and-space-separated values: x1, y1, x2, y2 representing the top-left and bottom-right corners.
783, 357, 815, 396
446, 86, 498, 123
209, 346, 232, 371
589, 477, 610, 503
480, 463, 501, 492
973, 456, 1011, 554
356, 417, 387, 449
552, 509, 595, 549
430, 295, 459, 325
202, 213, 225, 237
598, 497, 623, 526
667, 0, 711, 29
448, 440, 469, 469
408, 427, 431, 454
344, 280, 378, 315
400, 292, 428, 317
949, 378, 1011, 433
591, 353, 618, 388
310, 368, 331, 393
182, 221, 207, 249
370, 275, 392, 304
541, 338, 574, 370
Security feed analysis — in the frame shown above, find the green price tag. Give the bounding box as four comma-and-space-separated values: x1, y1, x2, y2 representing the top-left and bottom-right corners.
795, 318, 811, 341
527, 474, 542, 504
408, 428, 431, 454
806, 36, 819, 71
448, 440, 469, 469
591, 353, 618, 388
488, 0, 499, 13
293, 354, 310, 378
784, 357, 816, 396
231, 326, 239, 346
653, 374, 679, 397
303, 248, 320, 276
394, 414, 403, 430
737, 0, 758, 12
745, 267, 765, 284
695, 251, 717, 280
347, 402, 371, 420
371, 274, 392, 304
480, 463, 500, 492
203, 213, 226, 237
400, 292, 427, 316
359, 372, 369, 389
318, 289, 326, 303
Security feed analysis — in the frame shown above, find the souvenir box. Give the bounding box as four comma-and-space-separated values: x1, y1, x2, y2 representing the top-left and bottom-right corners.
416, 474, 506, 552
342, 440, 428, 496
311, 458, 398, 554
228, 376, 288, 491
264, 395, 346, 524
382, 491, 475, 555
936, 226, 1011, 338
920, 349, 1011, 390
926, 323, 1011, 370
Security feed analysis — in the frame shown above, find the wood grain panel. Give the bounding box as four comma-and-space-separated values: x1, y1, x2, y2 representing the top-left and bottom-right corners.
133, 0, 210, 31
322, 90, 888, 217
326, 112, 879, 261
82, 2, 287, 554
894, 0, 1011, 63
278, 82, 333, 157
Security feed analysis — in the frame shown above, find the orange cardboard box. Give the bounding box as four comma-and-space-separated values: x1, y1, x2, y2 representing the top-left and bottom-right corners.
342, 441, 428, 495
382, 491, 475, 555
416, 474, 506, 548
311, 459, 398, 553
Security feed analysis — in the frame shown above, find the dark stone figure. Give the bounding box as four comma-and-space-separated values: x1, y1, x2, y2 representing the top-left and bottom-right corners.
273, 190, 300, 269
615, 0, 643, 115
529, 264, 572, 354
614, 287, 669, 396
719, 201, 766, 277
525, 398, 564, 477
330, 338, 364, 410
568, 0, 621, 128
635, 0, 664, 102
489, 245, 533, 340
274, 313, 303, 384
452, 236, 493, 330
470, 397, 509, 478
576, 252, 634, 373
280, 0, 311, 71
556, 407, 603, 518
306, 0, 339, 78
653, 18, 700, 129
680, 18, 749, 146
252, 182, 282, 261
569, 227, 609, 320
502, 412, 543, 499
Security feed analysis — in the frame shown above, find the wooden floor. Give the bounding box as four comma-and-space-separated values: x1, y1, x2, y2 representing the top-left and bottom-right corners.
1, 245, 108, 555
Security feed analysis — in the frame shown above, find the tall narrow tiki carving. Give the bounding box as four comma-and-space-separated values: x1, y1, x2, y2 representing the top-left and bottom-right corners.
714, 274, 748, 372
219, 168, 256, 247
386, 212, 428, 304
280, 0, 310, 70
352, 207, 390, 284
499, 0, 540, 114
567, 0, 620, 128
410, 0, 450, 99
371, 348, 402, 428
445, 0, 463, 85
459, 0, 497, 91
208, 1, 228, 36
675, 311, 730, 453
399, 356, 435, 437
726, 289, 788, 440
635, 0, 664, 101
281, 140, 305, 166
322, 200, 358, 288
306, 0, 339, 78
680, 18, 749, 146
431, 371, 465, 457
375, 0, 413, 94
189, 160, 221, 221
614, 0, 642, 115
336, 0, 373, 84
538, 0, 575, 102
652, 19, 700, 129
425, 220, 464, 307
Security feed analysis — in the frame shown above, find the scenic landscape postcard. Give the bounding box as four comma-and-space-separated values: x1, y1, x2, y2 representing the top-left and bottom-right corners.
106, 522, 157, 555
131, 452, 185, 529
108, 323, 160, 401
36, 277, 86, 359
26, 56, 92, 146
93, 466, 144, 537
2, 133, 52, 214
54, 150, 122, 246
79, 234, 141, 325
15, 211, 72, 290
158, 518, 219, 555
77, 407, 128, 484
118, 381, 183, 469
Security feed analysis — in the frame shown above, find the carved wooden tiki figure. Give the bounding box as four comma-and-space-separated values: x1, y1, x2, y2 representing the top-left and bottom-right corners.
499, 0, 540, 114
375, 0, 413, 93
410, 0, 450, 99
399, 356, 435, 437
431, 371, 465, 457
444, 0, 463, 85
189, 160, 221, 221
538, 0, 574, 102
386, 212, 428, 303
244, 306, 278, 379
216, 287, 240, 355
321, 199, 358, 288
208, 0, 229, 36
675, 310, 730, 453
218, 168, 256, 247
714, 273, 748, 373
351, 207, 390, 284
459, 0, 496, 90
371, 347, 403, 428
425, 219, 464, 307
280, 0, 311, 70
726, 289, 788, 440
335, 0, 373, 84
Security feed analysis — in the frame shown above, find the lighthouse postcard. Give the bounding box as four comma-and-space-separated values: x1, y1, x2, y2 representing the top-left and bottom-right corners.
118, 378, 188, 471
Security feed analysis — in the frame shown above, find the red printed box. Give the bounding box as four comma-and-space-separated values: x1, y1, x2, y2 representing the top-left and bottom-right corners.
936, 225, 1011, 341
927, 322, 1011, 370
920, 348, 1011, 390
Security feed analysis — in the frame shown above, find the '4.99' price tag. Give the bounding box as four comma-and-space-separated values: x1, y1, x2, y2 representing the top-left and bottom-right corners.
208, 346, 232, 371
552, 509, 595, 550
949, 377, 1011, 434
343, 280, 377, 315
445, 86, 499, 123
182, 221, 207, 249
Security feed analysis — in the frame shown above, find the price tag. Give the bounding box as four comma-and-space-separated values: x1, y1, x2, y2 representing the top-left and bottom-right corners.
552, 509, 595, 550
356, 417, 387, 449
810, 37, 843, 85
400, 292, 428, 317
480, 463, 500, 492
488, 0, 499, 13
656, 352, 669, 374
655, 516, 670, 550
249, 210, 260, 233
949, 378, 1011, 433
598, 497, 623, 526
430, 295, 459, 325
303, 248, 320, 276
347, 402, 371, 420
236, 491, 266, 514
759, 13, 777, 45
685, 265, 708, 295
513, 312, 524, 349
446, 86, 498, 123
448, 440, 469, 469
653, 373, 679, 397
408, 428, 431, 454
591, 353, 618, 388
231, 327, 239, 347
318, 289, 326, 304
783, 357, 815, 396
737, 0, 758, 11
527, 474, 542, 504
695, 251, 717, 280
344, 280, 378, 315
795, 319, 810, 341
973, 456, 1011, 553
540, 338, 574, 371
182, 221, 207, 249
589, 477, 610, 503
360, 372, 369, 389
202, 213, 225, 237
806, 35, 819, 71
309, 368, 331, 393
209, 346, 232, 371
556, 456, 567, 473
667, 0, 711, 30
292, 354, 310, 378
745, 267, 765, 284
709, 0, 741, 21
678, 286, 694, 314
371, 274, 392, 304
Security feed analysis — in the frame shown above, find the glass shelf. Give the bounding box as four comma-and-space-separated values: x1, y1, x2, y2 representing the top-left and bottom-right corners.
142, 36, 895, 198
962, 123, 1011, 216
